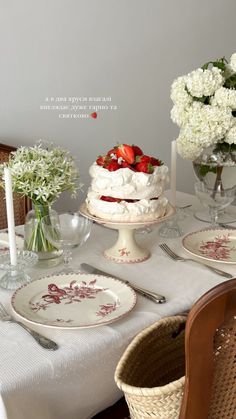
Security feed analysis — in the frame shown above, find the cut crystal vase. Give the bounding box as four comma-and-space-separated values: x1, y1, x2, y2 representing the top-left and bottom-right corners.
193, 144, 236, 223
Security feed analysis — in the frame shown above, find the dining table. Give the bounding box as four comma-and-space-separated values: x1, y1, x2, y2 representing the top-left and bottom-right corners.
0, 191, 235, 419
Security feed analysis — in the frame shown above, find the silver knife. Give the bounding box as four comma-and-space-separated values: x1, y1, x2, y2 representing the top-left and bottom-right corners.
80, 263, 166, 304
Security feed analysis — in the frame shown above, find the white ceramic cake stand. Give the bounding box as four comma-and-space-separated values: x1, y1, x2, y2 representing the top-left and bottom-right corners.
79, 203, 175, 264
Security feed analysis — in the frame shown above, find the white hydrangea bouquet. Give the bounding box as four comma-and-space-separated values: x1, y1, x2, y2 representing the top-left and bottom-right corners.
171, 52, 236, 161
0, 141, 80, 254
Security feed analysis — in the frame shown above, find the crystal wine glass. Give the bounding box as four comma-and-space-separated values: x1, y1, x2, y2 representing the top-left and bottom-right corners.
194, 181, 236, 226
41, 212, 93, 272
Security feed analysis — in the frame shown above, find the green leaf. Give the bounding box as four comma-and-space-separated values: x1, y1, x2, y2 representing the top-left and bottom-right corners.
201, 61, 211, 70
224, 73, 236, 88
201, 57, 227, 71
214, 142, 236, 153
199, 165, 217, 177
212, 61, 226, 71
185, 86, 210, 103
192, 95, 210, 104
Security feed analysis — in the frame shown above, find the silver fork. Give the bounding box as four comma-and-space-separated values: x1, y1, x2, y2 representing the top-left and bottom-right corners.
159, 243, 233, 279
0, 302, 58, 350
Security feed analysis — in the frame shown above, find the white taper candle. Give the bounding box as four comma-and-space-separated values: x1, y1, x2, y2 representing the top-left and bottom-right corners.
4, 167, 17, 265
170, 140, 177, 207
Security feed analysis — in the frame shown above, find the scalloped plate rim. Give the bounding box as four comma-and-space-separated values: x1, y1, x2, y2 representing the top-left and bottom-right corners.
182, 227, 236, 264
11, 272, 137, 329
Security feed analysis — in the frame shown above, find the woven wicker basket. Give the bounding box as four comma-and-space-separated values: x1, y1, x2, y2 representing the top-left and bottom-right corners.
115, 316, 186, 419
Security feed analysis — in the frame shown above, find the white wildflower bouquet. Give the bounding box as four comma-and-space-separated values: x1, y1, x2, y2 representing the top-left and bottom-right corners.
0, 141, 80, 255
0, 141, 80, 204
171, 53, 236, 160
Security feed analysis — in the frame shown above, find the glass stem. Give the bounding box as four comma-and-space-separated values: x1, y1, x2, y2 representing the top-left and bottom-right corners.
210, 209, 218, 226
63, 249, 72, 266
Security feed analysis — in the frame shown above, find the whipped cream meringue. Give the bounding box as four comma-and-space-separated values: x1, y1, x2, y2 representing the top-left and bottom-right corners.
86, 162, 169, 222
89, 164, 169, 199
86, 191, 168, 222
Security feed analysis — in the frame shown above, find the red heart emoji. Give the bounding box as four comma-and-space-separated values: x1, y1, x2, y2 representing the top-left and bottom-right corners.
90, 112, 97, 119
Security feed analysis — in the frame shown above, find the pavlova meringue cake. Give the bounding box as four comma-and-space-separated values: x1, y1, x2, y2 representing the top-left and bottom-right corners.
86, 144, 169, 222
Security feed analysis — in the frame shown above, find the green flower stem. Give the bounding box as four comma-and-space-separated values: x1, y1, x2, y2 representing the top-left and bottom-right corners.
26, 204, 57, 253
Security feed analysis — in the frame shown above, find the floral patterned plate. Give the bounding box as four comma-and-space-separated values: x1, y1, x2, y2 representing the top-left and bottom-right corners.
11, 273, 137, 328
0, 232, 24, 252
182, 228, 236, 264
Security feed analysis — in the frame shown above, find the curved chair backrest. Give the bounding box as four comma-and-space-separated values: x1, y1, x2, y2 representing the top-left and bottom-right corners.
0, 143, 32, 229
180, 278, 236, 419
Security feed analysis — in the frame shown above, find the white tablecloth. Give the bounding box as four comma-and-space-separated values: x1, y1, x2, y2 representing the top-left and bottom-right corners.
0, 192, 235, 419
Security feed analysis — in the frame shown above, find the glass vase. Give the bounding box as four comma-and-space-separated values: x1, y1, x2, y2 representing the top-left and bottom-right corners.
24, 203, 62, 263
193, 144, 236, 223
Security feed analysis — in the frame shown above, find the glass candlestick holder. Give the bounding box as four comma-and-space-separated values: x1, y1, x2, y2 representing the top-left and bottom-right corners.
158, 205, 191, 238
158, 214, 183, 238
0, 250, 38, 290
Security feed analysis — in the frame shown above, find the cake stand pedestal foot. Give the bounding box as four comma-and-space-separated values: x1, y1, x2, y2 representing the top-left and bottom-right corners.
79, 202, 175, 264
104, 227, 150, 264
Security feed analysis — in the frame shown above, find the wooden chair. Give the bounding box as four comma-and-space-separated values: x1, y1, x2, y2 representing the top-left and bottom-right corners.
180, 277, 236, 419
115, 278, 236, 419
0, 143, 32, 229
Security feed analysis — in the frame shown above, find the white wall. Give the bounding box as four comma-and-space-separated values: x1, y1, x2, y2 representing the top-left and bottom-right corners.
1, 0, 236, 210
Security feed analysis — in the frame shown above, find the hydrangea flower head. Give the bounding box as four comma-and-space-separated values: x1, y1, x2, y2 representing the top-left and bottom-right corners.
171, 53, 236, 159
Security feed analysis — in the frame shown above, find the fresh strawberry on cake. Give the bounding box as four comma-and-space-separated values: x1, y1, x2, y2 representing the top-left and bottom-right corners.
86, 144, 169, 222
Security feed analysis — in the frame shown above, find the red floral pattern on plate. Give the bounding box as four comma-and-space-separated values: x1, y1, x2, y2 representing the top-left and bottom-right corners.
30, 279, 107, 312
199, 234, 236, 261
11, 272, 137, 328
96, 299, 120, 317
